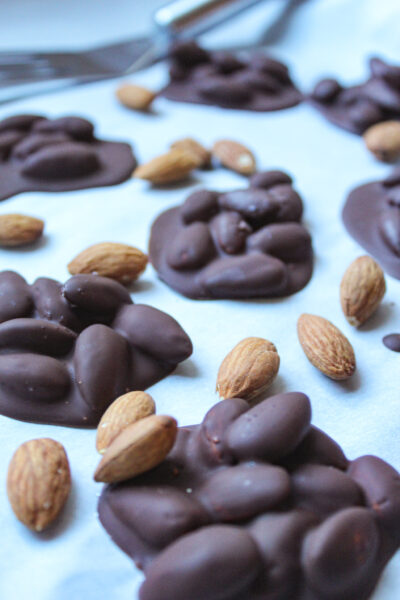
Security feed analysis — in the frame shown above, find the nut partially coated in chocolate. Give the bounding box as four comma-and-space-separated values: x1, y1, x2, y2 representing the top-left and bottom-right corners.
0, 114, 136, 201
149, 172, 313, 299
98, 392, 400, 600
0, 271, 192, 427
161, 41, 302, 112
343, 171, 400, 279
310, 56, 400, 134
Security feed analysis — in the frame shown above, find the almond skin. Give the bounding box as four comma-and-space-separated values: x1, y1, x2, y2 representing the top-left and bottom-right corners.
212, 139, 256, 175
363, 121, 400, 162
7, 438, 71, 532
216, 337, 280, 402
340, 256, 386, 327
94, 414, 177, 483
0, 213, 44, 247
170, 138, 211, 168
116, 83, 156, 111
133, 149, 198, 184
96, 391, 156, 454
297, 314, 356, 380
68, 242, 147, 284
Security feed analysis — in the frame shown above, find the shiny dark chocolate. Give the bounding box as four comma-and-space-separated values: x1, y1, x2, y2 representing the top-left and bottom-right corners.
98, 392, 400, 600
160, 41, 302, 112
0, 114, 136, 200
149, 171, 313, 299
310, 57, 400, 134
0, 271, 192, 427
343, 170, 400, 279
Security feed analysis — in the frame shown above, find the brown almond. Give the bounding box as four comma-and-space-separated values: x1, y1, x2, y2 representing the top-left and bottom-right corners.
212, 139, 256, 175
7, 438, 71, 532
116, 83, 156, 111
96, 391, 156, 454
363, 121, 400, 162
94, 414, 177, 483
297, 314, 356, 380
170, 137, 211, 168
0, 213, 44, 247
68, 241, 147, 285
340, 256, 386, 327
216, 337, 280, 402
133, 149, 198, 184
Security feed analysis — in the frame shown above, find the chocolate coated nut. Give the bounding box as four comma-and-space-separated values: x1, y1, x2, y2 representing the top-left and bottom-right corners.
249, 169, 292, 189
311, 78, 342, 102
0, 130, 25, 160
167, 222, 215, 269
268, 184, 303, 221
32, 277, 83, 332
302, 507, 379, 596
12, 132, 70, 159
211, 51, 244, 74
0, 353, 70, 401
169, 40, 210, 67
33, 116, 94, 141
211, 211, 251, 254
284, 426, 348, 470
237, 70, 281, 93
0, 114, 44, 132
225, 391, 311, 461
247, 223, 311, 261
252, 54, 290, 82
198, 463, 291, 521
63, 274, 132, 313
21, 142, 100, 179
363, 78, 400, 112
0, 271, 32, 323
369, 56, 400, 88
219, 189, 278, 224
180, 190, 219, 224
140, 525, 263, 600
198, 78, 252, 105
0, 318, 76, 356
199, 398, 248, 464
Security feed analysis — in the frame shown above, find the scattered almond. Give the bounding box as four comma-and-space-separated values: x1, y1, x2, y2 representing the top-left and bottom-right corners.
170, 137, 211, 168
116, 83, 156, 111
96, 391, 156, 454
363, 121, 400, 162
212, 139, 256, 175
216, 337, 280, 402
7, 438, 71, 532
0, 213, 44, 247
297, 314, 356, 380
340, 256, 386, 327
133, 148, 198, 184
68, 241, 147, 285
94, 414, 177, 483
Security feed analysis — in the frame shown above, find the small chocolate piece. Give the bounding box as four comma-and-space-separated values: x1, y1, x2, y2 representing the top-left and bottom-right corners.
149, 173, 313, 299
0, 114, 136, 201
343, 173, 400, 278
383, 333, 400, 351
98, 392, 400, 600
161, 40, 302, 112
310, 56, 400, 134
0, 271, 192, 427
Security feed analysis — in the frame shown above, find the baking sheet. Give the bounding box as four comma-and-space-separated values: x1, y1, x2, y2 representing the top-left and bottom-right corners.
1, 0, 400, 598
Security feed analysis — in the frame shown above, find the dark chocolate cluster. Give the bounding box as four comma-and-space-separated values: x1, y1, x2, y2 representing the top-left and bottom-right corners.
0, 271, 192, 427
160, 41, 302, 111
0, 114, 136, 201
98, 392, 400, 600
149, 170, 313, 299
343, 167, 400, 279
310, 57, 400, 134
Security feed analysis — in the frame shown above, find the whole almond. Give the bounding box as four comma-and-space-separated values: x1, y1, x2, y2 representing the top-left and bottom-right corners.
216, 337, 280, 402
96, 391, 156, 454
170, 137, 211, 168
212, 139, 256, 175
7, 438, 71, 532
0, 213, 44, 247
133, 149, 198, 184
94, 414, 177, 483
116, 83, 156, 111
297, 314, 356, 380
363, 121, 400, 162
340, 256, 386, 327
68, 241, 147, 284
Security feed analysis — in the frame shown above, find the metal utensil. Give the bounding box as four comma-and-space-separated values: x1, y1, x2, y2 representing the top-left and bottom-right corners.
0, 0, 263, 103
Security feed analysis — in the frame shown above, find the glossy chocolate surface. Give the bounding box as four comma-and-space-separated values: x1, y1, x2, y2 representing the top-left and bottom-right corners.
310, 57, 400, 134
0, 114, 136, 200
161, 41, 302, 112
343, 169, 400, 278
0, 271, 192, 427
99, 392, 400, 599
149, 171, 313, 299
